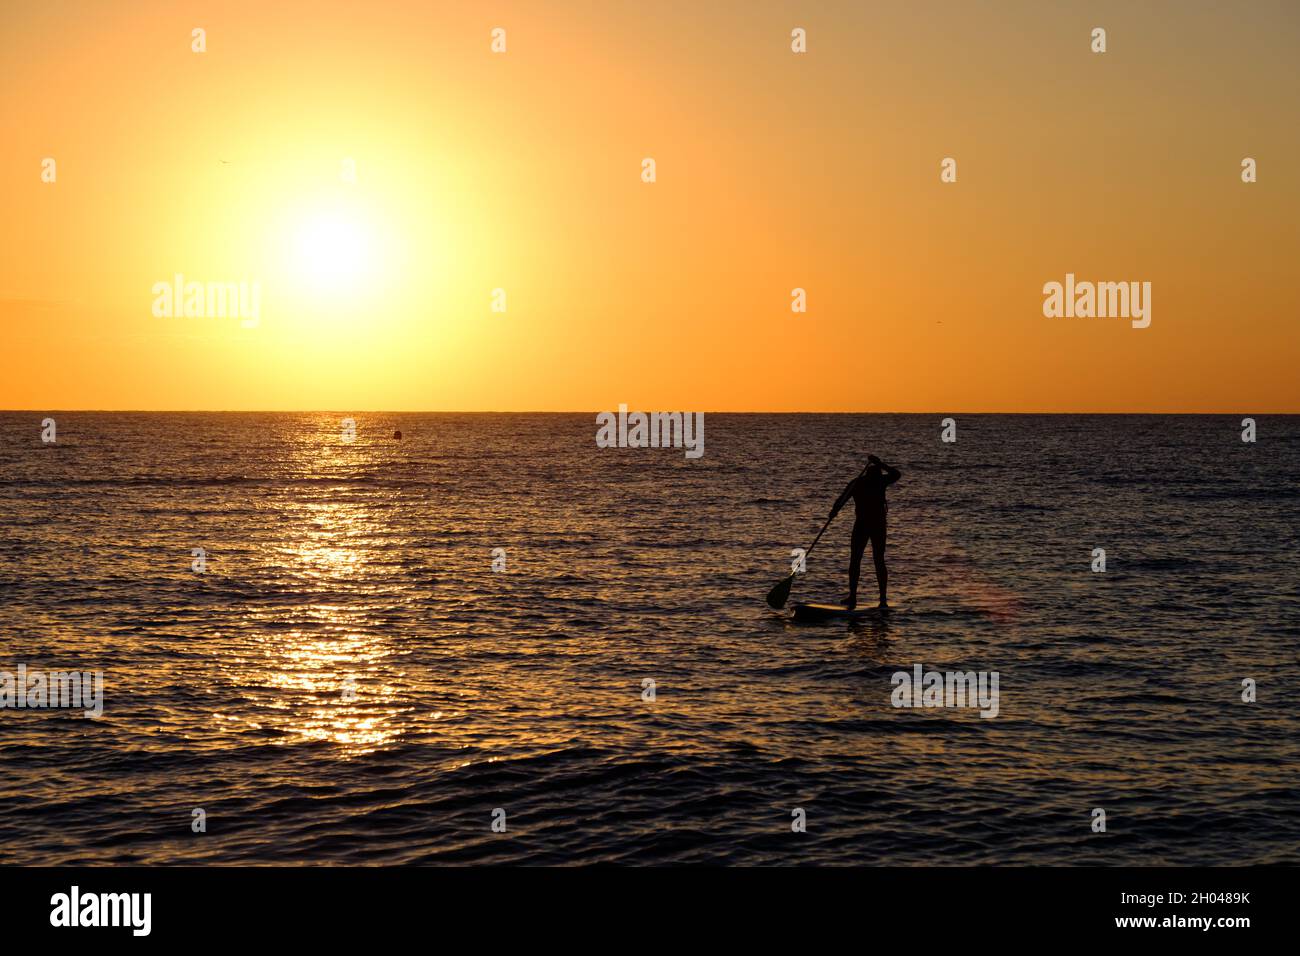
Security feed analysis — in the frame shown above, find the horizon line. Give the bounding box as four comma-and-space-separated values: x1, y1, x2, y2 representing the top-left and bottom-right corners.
3, 409, 1295, 416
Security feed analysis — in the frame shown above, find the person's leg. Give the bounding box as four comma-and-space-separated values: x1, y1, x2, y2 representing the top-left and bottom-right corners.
848, 521, 868, 609
870, 521, 888, 607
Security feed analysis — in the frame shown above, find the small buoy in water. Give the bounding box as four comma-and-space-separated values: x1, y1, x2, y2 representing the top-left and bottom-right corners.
393, 430, 402, 440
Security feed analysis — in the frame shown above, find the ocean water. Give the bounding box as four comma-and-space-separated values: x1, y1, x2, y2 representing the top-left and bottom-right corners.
0, 412, 1297, 865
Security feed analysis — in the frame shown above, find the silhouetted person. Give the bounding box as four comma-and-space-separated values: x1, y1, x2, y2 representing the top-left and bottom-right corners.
829, 455, 901, 609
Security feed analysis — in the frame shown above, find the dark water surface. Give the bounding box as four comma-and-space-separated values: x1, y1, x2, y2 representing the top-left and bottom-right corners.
1, 413, 1296, 864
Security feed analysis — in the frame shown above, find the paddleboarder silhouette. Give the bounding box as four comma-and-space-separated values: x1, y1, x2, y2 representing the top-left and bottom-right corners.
829, 455, 901, 609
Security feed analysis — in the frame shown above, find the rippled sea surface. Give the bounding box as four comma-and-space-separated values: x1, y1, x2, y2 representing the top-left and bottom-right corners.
0, 413, 1297, 865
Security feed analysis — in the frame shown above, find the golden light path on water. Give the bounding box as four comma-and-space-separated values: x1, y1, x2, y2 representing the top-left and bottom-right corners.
215, 426, 420, 755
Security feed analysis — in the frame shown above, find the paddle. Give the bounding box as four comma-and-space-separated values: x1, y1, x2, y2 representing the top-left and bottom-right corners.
765, 462, 872, 609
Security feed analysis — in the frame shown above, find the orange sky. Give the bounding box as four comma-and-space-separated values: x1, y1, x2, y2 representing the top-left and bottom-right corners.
3, 0, 1297, 411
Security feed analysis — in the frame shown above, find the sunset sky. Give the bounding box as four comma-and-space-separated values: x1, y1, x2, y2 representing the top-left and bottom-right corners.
3, 0, 1297, 412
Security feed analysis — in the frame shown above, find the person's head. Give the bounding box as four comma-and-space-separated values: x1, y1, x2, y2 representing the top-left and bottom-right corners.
865, 463, 882, 478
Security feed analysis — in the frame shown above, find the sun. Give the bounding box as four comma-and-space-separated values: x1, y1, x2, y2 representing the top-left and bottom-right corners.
262, 194, 403, 326
291, 210, 376, 294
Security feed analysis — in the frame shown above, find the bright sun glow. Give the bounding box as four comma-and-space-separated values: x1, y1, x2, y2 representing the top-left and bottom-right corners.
292, 212, 375, 294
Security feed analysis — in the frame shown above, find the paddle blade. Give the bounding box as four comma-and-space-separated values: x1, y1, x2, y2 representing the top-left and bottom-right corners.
766, 573, 795, 610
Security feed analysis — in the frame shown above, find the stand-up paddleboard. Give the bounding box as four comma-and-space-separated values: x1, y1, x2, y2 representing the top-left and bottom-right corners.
792, 602, 892, 622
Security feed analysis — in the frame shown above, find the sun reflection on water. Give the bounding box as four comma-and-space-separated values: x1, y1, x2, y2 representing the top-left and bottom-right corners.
221, 433, 416, 755
217, 626, 408, 755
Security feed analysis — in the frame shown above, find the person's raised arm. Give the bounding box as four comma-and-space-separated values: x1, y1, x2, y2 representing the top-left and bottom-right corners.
870, 454, 901, 487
